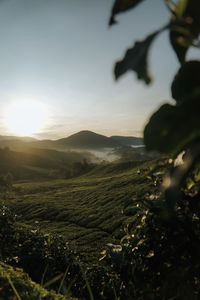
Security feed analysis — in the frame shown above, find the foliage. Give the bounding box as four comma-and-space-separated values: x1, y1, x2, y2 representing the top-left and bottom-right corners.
104, 173, 200, 299
144, 61, 200, 156
0, 200, 124, 299
108, 0, 200, 299
109, 0, 145, 26
114, 29, 162, 84
0, 261, 69, 300
111, 0, 200, 84
0, 0, 199, 299
0, 205, 16, 261
0, 159, 165, 299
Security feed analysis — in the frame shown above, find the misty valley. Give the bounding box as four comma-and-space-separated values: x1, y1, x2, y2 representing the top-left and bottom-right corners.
0, 130, 165, 299
0, 130, 148, 182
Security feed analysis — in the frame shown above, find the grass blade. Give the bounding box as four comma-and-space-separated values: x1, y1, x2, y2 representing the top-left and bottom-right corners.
112, 280, 119, 300
57, 264, 70, 294
43, 273, 63, 288
65, 275, 78, 297
80, 265, 94, 300
41, 264, 49, 287
7, 276, 22, 300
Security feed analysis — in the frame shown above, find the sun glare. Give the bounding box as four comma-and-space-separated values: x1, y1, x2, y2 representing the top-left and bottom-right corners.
4, 101, 48, 136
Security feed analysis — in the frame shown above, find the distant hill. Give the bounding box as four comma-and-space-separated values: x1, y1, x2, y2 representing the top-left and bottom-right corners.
111, 135, 143, 146
55, 130, 121, 149
0, 131, 143, 152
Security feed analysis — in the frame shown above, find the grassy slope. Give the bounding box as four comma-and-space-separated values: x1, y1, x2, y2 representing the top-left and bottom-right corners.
0, 148, 95, 182
7, 160, 162, 262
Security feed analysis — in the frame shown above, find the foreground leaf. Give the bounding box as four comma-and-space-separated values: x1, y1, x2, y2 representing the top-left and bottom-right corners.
144, 98, 200, 155
169, 28, 188, 63
175, 0, 188, 18
169, 0, 200, 63
109, 0, 145, 26
114, 30, 161, 84
171, 60, 200, 103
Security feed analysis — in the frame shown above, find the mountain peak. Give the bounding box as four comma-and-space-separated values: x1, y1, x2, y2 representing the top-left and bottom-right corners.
56, 130, 120, 149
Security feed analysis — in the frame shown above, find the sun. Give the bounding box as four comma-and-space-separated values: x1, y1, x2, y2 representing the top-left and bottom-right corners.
4, 100, 48, 136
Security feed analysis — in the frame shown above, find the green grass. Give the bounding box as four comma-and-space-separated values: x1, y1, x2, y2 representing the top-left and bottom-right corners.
0, 147, 95, 182
7, 159, 164, 263
0, 261, 73, 299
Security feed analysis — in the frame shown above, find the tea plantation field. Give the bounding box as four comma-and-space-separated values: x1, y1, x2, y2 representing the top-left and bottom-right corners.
7, 159, 164, 263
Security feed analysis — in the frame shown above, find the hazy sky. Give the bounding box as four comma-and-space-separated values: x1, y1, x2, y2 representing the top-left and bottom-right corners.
0, 0, 199, 139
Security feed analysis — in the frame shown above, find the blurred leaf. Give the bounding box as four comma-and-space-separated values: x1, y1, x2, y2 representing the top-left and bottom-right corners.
170, 29, 188, 63
114, 30, 161, 84
170, 25, 194, 38
169, 0, 200, 63
186, 0, 200, 35
177, 36, 193, 47
194, 168, 200, 182
186, 177, 195, 190
165, 0, 176, 14
144, 98, 200, 155
109, 0, 145, 26
175, 0, 188, 18
171, 61, 200, 103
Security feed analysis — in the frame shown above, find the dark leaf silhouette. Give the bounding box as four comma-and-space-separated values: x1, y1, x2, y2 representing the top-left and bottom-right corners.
114, 30, 161, 84
169, 0, 200, 63
144, 98, 200, 155
169, 29, 188, 64
171, 60, 200, 103
109, 0, 145, 26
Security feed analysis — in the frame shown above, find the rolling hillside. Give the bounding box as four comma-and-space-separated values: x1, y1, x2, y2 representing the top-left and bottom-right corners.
7, 158, 166, 262
0, 148, 95, 181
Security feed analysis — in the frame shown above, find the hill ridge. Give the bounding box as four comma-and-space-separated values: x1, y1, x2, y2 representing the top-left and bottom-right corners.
0, 130, 143, 151
56, 130, 121, 149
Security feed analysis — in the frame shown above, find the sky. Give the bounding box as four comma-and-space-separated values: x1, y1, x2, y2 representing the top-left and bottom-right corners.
0, 0, 199, 139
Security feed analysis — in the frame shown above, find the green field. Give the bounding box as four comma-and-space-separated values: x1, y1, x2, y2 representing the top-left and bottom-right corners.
7, 159, 162, 263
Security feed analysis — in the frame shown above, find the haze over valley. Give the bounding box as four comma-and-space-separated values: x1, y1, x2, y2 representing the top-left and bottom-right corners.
0, 130, 153, 182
